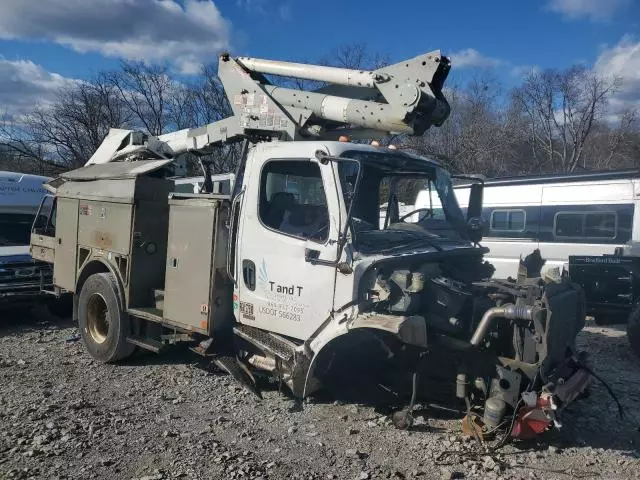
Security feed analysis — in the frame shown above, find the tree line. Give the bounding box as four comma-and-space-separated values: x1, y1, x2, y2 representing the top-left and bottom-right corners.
1, 43, 637, 177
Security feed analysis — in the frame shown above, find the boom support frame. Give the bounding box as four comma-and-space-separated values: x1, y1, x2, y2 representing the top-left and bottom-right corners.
86, 50, 451, 165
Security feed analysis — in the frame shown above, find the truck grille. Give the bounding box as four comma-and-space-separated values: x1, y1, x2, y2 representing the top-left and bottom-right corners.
0, 260, 53, 293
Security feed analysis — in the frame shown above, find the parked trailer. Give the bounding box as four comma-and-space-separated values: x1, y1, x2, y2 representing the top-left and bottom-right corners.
568, 244, 640, 354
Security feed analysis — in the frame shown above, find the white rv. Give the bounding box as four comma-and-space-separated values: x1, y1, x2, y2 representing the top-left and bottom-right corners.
0, 171, 57, 309
446, 170, 639, 279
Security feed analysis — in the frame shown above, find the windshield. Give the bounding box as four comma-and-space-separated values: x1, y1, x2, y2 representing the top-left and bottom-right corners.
0, 213, 36, 247
338, 150, 468, 254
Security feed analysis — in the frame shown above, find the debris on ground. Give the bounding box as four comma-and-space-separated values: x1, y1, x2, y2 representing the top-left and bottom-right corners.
1, 311, 639, 479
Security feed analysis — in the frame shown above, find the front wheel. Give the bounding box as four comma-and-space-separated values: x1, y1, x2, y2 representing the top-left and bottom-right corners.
77, 272, 135, 363
627, 303, 640, 359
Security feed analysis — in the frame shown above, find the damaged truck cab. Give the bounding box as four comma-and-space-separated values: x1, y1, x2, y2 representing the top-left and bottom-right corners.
31, 50, 590, 440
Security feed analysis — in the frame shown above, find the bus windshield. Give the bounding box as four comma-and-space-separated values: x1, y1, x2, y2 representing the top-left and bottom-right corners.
0, 213, 36, 246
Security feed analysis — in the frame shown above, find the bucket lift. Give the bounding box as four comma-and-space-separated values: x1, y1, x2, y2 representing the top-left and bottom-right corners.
85, 50, 451, 165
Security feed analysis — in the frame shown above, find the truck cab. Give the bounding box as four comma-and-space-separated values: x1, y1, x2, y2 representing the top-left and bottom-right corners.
232, 141, 484, 343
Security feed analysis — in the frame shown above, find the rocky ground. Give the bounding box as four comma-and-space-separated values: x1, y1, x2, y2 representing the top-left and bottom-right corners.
1, 306, 639, 480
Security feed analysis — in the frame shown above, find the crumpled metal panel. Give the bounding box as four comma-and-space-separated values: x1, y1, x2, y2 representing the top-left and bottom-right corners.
349, 313, 428, 348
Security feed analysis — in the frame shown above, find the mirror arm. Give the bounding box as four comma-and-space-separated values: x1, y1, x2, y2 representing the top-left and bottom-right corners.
304, 252, 353, 274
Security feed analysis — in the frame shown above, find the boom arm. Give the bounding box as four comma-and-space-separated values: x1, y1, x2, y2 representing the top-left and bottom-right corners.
87, 50, 451, 165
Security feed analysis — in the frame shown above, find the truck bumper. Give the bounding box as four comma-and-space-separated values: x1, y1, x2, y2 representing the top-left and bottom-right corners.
0, 282, 53, 308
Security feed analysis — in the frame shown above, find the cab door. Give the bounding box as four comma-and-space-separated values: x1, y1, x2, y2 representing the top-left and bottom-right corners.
235, 156, 341, 341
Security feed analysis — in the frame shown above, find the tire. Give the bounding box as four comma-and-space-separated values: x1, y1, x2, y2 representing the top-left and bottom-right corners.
628, 303, 640, 359
77, 272, 135, 363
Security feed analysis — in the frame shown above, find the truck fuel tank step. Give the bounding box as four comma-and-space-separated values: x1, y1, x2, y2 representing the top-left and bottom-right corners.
126, 336, 166, 353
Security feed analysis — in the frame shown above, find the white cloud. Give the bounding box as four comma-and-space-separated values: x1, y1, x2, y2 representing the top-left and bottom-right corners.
0, 58, 78, 120
236, 0, 293, 21
449, 49, 504, 69
279, 4, 293, 21
0, 0, 232, 75
594, 35, 640, 117
546, 0, 630, 21
236, 0, 267, 15
510, 65, 541, 79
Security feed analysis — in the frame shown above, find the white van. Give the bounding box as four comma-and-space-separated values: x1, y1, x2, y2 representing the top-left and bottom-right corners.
416, 169, 640, 280
0, 171, 59, 310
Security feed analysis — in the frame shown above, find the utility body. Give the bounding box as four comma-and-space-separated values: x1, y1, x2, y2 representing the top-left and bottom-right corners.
31, 51, 590, 439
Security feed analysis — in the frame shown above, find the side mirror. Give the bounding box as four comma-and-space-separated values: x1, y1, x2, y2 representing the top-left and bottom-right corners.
466, 217, 484, 244
305, 247, 320, 262
467, 182, 483, 221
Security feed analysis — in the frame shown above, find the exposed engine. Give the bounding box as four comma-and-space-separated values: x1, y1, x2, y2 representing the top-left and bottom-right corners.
364, 254, 494, 340
355, 253, 590, 440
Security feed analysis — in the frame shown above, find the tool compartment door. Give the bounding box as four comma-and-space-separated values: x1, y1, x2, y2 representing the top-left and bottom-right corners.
163, 197, 217, 333
53, 197, 79, 291
235, 157, 341, 341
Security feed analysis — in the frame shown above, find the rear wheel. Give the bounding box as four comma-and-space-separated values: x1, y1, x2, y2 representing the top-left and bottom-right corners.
627, 303, 640, 359
77, 272, 135, 362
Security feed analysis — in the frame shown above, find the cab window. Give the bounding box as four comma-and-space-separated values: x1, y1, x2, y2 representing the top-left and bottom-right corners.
259, 160, 329, 242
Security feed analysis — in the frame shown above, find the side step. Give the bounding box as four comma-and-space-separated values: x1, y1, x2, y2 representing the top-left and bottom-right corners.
212, 355, 262, 399
126, 336, 166, 353
234, 323, 297, 362
127, 307, 164, 323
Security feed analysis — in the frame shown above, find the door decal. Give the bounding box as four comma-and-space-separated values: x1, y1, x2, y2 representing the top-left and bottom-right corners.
256, 259, 307, 323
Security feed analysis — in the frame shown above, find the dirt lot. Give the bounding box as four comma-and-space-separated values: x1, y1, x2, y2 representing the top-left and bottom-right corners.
1, 306, 639, 480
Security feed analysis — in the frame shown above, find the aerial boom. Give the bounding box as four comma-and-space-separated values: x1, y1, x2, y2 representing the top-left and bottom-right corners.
86, 50, 451, 165
236, 57, 385, 88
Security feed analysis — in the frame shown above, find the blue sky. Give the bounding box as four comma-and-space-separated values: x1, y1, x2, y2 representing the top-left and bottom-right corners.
0, 0, 638, 118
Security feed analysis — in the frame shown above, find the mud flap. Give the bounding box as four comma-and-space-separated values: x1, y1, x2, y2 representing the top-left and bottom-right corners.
212, 355, 263, 399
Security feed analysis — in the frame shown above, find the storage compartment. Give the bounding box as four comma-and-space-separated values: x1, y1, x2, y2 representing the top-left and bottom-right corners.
127, 199, 170, 307
163, 194, 233, 335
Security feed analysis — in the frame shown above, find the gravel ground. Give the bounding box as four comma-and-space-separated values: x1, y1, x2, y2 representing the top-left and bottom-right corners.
1, 306, 639, 480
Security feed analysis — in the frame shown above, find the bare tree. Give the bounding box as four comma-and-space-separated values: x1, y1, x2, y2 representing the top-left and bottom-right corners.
171, 63, 238, 175
108, 62, 178, 136
324, 42, 390, 70
580, 108, 639, 170
407, 72, 523, 176
1, 76, 130, 171
512, 66, 620, 172
187, 64, 232, 125
3, 48, 638, 178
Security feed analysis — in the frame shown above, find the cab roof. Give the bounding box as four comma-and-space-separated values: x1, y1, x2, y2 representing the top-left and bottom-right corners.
251, 141, 442, 170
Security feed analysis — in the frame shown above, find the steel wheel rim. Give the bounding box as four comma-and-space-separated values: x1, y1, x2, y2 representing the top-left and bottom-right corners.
86, 293, 109, 344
